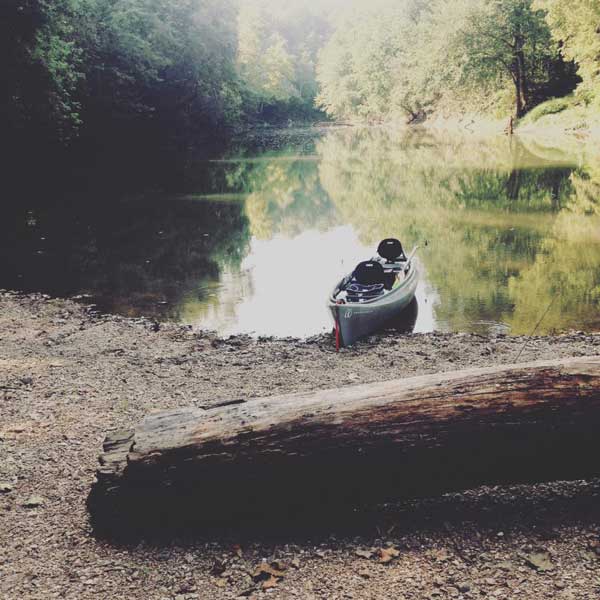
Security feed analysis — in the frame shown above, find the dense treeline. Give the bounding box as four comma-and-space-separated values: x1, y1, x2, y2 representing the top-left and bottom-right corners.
2, 0, 599, 153
0, 0, 342, 153
316, 0, 597, 123
2, 0, 235, 147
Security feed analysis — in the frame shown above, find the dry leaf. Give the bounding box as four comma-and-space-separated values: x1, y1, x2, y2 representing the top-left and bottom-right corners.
261, 575, 279, 590
525, 551, 554, 572
252, 562, 286, 581
378, 547, 400, 564
431, 548, 452, 562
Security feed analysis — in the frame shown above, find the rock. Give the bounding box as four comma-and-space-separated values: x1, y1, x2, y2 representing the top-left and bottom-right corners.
0, 483, 13, 493
457, 583, 471, 593
524, 551, 554, 572
22, 495, 44, 508
431, 548, 452, 562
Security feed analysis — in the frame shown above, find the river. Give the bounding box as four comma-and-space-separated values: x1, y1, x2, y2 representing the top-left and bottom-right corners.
2, 126, 599, 337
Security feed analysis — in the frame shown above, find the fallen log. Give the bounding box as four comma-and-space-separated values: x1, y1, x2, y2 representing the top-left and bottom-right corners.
90, 356, 600, 533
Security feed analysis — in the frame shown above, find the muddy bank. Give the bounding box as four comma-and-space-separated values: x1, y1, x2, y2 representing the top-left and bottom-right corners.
2, 291, 600, 600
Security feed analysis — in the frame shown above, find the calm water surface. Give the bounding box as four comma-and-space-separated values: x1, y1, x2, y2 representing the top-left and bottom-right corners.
2, 127, 600, 337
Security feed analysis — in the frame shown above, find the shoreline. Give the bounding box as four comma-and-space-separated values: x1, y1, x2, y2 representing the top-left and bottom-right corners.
2, 290, 600, 599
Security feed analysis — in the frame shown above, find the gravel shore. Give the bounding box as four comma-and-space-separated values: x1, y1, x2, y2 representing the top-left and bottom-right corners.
1, 291, 600, 600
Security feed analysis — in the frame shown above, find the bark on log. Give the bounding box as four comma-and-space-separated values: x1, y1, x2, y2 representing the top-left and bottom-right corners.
90, 356, 600, 532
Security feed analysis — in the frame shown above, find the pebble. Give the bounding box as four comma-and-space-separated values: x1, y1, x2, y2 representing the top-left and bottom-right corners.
22, 495, 45, 508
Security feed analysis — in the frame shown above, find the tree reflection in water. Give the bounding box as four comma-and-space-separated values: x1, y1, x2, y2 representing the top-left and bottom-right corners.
2, 128, 599, 336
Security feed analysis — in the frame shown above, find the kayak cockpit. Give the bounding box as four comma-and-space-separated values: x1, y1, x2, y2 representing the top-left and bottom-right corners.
331, 239, 415, 305
333, 260, 412, 304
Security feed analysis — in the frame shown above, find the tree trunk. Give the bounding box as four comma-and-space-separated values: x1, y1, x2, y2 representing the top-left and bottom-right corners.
513, 36, 528, 118
90, 356, 600, 532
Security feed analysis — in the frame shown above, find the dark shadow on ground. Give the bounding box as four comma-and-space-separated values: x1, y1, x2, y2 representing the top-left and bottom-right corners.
87, 477, 600, 546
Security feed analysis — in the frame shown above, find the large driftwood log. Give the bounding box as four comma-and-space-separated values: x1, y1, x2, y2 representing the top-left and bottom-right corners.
90, 356, 600, 532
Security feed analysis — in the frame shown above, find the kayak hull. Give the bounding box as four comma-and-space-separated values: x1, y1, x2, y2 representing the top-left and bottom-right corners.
329, 264, 418, 347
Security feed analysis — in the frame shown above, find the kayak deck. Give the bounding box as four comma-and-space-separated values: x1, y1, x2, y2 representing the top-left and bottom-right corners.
328, 249, 419, 347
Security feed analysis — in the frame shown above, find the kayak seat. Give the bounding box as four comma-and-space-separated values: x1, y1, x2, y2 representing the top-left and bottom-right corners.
350, 262, 398, 297
353, 261, 385, 286
378, 238, 407, 263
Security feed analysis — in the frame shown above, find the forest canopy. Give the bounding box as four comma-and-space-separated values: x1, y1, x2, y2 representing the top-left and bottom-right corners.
316, 0, 584, 122
1, 0, 598, 150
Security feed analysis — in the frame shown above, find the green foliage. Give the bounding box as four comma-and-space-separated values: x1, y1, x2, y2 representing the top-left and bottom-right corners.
317, 0, 579, 122
316, 4, 415, 121
2, 0, 597, 147
1, 0, 332, 151
0, 0, 83, 142
534, 0, 600, 101
237, 0, 332, 120
519, 95, 575, 124
75, 0, 243, 142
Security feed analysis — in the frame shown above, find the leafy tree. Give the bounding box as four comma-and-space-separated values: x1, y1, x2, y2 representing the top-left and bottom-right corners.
534, 0, 600, 101
440, 0, 564, 117
236, 0, 332, 120
0, 0, 83, 143
317, 0, 579, 122
316, 5, 410, 121
76, 0, 242, 143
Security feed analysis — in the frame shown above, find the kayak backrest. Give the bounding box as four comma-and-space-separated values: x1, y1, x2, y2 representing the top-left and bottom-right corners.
353, 261, 386, 286
378, 238, 407, 263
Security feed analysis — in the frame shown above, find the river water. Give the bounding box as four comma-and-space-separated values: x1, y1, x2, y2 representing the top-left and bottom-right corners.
2, 127, 600, 337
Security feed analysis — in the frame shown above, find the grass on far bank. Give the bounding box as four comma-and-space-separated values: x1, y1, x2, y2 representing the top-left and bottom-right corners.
518, 95, 600, 136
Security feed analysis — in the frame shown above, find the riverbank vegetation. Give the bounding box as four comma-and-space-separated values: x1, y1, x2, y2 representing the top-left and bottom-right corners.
4, 0, 599, 158
316, 0, 597, 125
1, 0, 344, 155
